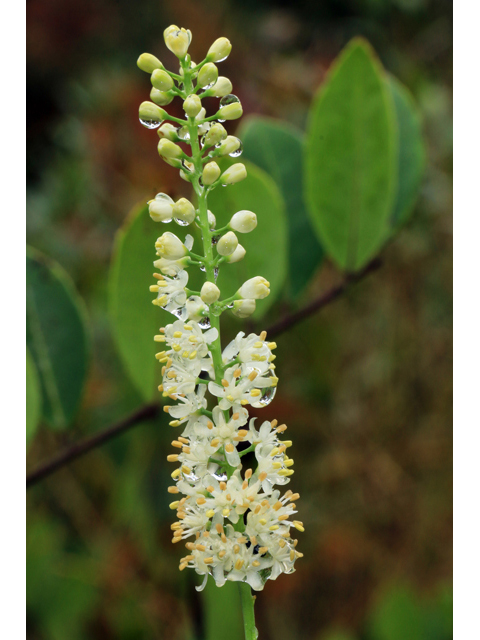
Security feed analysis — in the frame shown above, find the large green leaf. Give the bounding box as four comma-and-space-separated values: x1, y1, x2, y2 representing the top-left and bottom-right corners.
388, 76, 426, 230
26, 347, 42, 447
208, 160, 288, 319
109, 202, 164, 401
305, 38, 397, 272
238, 116, 324, 298
26, 247, 90, 429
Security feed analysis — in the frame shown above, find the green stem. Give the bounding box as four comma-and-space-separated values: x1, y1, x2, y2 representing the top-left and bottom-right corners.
238, 583, 259, 640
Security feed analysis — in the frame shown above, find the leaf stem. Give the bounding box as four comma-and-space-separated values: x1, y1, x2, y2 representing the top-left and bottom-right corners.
238, 582, 259, 640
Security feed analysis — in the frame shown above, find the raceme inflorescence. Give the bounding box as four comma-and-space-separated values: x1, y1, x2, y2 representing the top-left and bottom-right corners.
137, 25, 303, 595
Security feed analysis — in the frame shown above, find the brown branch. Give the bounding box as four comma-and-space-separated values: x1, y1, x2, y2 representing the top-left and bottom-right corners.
26, 403, 160, 489
26, 258, 381, 489
266, 258, 382, 338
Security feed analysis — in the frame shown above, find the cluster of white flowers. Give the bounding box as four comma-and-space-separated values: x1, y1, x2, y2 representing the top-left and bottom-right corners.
139, 25, 303, 592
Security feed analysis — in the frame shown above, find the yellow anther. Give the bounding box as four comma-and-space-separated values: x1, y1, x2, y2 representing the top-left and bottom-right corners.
253, 341, 263, 348
259, 518, 267, 526
232, 412, 240, 420
225, 444, 234, 453
204, 557, 214, 564
168, 486, 179, 494
269, 376, 279, 387
206, 509, 215, 518
183, 324, 192, 330
285, 459, 294, 467
154, 335, 166, 342
221, 379, 229, 387
270, 447, 279, 457
196, 497, 206, 505
172, 344, 182, 352
210, 438, 220, 447
278, 539, 286, 548
268, 355, 276, 362
182, 351, 189, 358
259, 547, 268, 555
259, 472, 267, 482
169, 420, 181, 427
207, 420, 214, 429
233, 368, 242, 378
293, 521, 305, 532
234, 544, 240, 554
189, 351, 197, 359
218, 550, 226, 558
269, 525, 279, 531
248, 371, 258, 381
219, 482, 227, 491
171, 468, 181, 479
222, 508, 230, 517
290, 549, 296, 561
196, 544, 206, 551
226, 394, 235, 402
259, 331, 267, 341
149, 285, 159, 292
171, 440, 183, 448
240, 399, 248, 405
250, 389, 261, 397
167, 454, 179, 462
278, 514, 289, 521
153, 273, 163, 280
181, 465, 191, 474
169, 501, 179, 509
272, 462, 282, 469
252, 560, 260, 567
245, 469, 253, 479
235, 559, 244, 570
173, 331, 183, 338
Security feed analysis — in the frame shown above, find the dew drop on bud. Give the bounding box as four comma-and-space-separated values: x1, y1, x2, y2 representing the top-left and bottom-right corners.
229, 140, 243, 158
178, 126, 191, 141
219, 94, 240, 107
251, 386, 277, 408
198, 316, 211, 329
140, 118, 162, 129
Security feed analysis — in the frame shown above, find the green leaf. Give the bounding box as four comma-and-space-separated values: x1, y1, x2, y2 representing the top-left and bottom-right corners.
208, 159, 288, 319
26, 247, 90, 430
305, 38, 397, 272
388, 76, 426, 230
238, 116, 324, 297
109, 202, 163, 401
26, 347, 42, 447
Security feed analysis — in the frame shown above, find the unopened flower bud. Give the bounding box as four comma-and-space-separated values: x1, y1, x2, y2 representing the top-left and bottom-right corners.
238, 276, 270, 299
218, 102, 243, 121
139, 101, 166, 123
151, 68, 174, 92
198, 63, 218, 88
149, 194, 174, 222
203, 123, 227, 148
155, 232, 188, 259
158, 138, 183, 159
183, 94, 202, 118
216, 136, 242, 157
232, 298, 256, 318
157, 123, 179, 141
210, 77, 233, 97
185, 296, 209, 321
137, 53, 163, 74
225, 243, 246, 263
150, 88, 174, 106
217, 231, 238, 256
207, 37, 232, 63
229, 210, 257, 233
207, 210, 216, 229
164, 25, 191, 58
202, 162, 221, 185
200, 282, 220, 304
173, 198, 196, 224
221, 163, 247, 185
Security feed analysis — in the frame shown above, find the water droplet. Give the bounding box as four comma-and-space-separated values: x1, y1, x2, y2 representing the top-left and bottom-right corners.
140, 118, 162, 129
251, 386, 277, 408
178, 126, 190, 141
182, 159, 194, 172
219, 94, 240, 107
214, 267, 219, 281
155, 193, 174, 203
227, 303, 234, 309
184, 471, 199, 483
199, 265, 206, 272
174, 218, 190, 227
218, 118, 226, 123
213, 471, 228, 481
211, 235, 220, 245
198, 316, 211, 330
229, 140, 243, 158
172, 307, 185, 320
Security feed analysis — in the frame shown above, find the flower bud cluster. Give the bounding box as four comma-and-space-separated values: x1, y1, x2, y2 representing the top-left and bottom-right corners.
138, 25, 302, 592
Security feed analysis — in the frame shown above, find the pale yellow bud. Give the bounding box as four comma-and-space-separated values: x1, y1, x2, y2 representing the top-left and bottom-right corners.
210, 77, 233, 97
155, 232, 188, 259
225, 244, 246, 263
232, 299, 256, 318
137, 53, 163, 73
173, 198, 196, 224
200, 282, 220, 304
157, 123, 179, 141
238, 276, 270, 299
203, 123, 227, 147
217, 231, 238, 256
183, 94, 202, 118
150, 88, 174, 106
158, 138, 183, 159
216, 136, 242, 156
221, 163, 247, 185
218, 102, 243, 121
198, 63, 218, 88
229, 210, 257, 233
164, 25, 191, 58
207, 37, 232, 62
151, 68, 174, 92
202, 162, 221, 186
185, 296, 209, 321
139, 101, 166, 124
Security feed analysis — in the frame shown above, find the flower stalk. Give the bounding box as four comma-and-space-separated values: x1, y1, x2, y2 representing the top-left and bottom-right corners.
138, 25, 303, 639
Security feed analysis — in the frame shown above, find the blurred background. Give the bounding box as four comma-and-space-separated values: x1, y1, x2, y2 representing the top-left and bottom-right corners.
26, 0, 452, 638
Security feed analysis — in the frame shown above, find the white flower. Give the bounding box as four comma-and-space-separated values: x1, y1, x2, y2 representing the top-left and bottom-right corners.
152, 270, 188, 317
154, 236, 193, 276
222, 331, 276, 375
164, 25, 191, 58
208, 365, 275, 410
